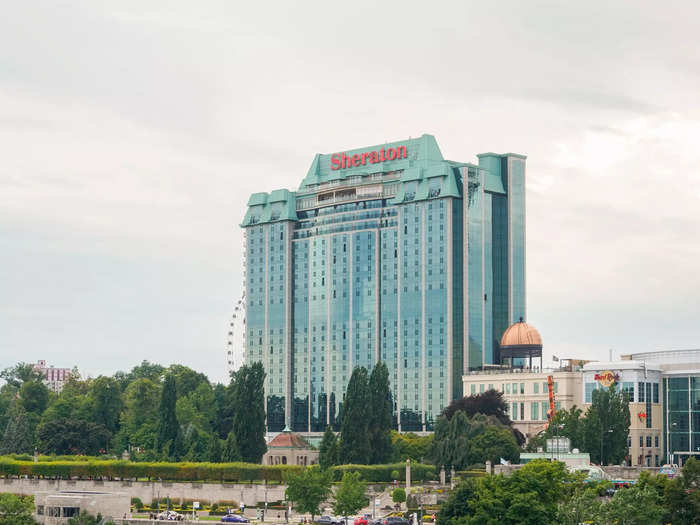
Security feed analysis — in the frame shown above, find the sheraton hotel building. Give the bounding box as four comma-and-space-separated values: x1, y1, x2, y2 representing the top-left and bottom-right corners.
241, 135, 527, 433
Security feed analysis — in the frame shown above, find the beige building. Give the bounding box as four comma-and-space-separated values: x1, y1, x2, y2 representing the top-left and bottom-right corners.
462, 321, 584, 439
34, 491, 129, 524
462, 368, 583, 439
262, 428, 319, 466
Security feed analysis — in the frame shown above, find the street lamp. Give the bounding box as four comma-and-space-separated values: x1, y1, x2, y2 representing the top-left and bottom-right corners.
600, 428, 613, 465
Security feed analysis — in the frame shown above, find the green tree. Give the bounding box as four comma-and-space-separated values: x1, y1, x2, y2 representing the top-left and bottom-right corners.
89, 376, 123, 434
368, 362, 393, 464
230, 363, 267, 463
222, 430, 241, 462
176, 382, 216, 433
115, 378, 161, 451
333, 471, 368, 518
662, 457, 700, 525
555, 483, 602, 525
0, 405, 34, 454
19, 380, 49, 415
597, 484, 664, 525
467, 424, 520, 466
391, 431, 433, 462
0, 493, 36, 525
167, 364, 210, 398
285, 467, 333, 521
36, 418, 111, 454
541, 405, 585, 451
340, 367, 370, 464
207, 433, 223, 462
318, 426, 339, 470
157, 374, 179, 453
391, 488, 406, 505
582, 385, 630, 465
0, 363, 43, 388
438, 460, 571, 525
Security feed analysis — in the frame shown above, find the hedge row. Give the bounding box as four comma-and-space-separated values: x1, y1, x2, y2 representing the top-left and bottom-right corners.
329, 463, 437, 482
0, 459, 302, 482
0, 459, 437, 483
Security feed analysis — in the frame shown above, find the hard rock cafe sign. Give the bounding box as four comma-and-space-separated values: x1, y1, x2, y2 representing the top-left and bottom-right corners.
594, 370, 619, 388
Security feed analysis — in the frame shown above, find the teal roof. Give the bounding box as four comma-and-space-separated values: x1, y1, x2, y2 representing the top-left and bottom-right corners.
241, 136, 524, 226
300, 134, 444, 189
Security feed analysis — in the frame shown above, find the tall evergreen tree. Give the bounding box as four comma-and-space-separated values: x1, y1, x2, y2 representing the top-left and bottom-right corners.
583, 385, 630, 465
222, 430, 241, 462
157, 374, 179, 453
231, 363, 266, 463
340, 367, 370, 464
207, 433, 223, 462
368, 362, 393, 464
0, 405, 33, 454
318, 426, 339, 469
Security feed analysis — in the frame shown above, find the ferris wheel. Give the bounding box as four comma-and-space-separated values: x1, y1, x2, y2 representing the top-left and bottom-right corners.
226, 289, 247, 376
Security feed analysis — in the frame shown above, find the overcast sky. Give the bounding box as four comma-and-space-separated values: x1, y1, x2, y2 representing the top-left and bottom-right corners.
2, 1, 699, 384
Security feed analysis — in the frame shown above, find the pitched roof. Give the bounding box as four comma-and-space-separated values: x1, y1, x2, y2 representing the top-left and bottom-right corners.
267, 432, 312, 449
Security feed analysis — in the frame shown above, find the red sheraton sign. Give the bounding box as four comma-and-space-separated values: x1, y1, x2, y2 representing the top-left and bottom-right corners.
331, 145, 407, 170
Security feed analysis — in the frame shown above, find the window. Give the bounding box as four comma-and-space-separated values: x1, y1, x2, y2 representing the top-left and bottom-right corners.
653, 383, 659, 403
622, 382, 634, 402
512, 383, 518, 394
654, 435, 659, 448
471, 384, 475, 395
506, 383, 511, 394
627, 435, 632, 448
531, 402, 539, 420
541, 401, 548, 420
646, 436, 652, 448
520, 383, 525, 394
520, 403, 525, 420
479, 384, 485, 393
534, 382, 539, 394
639, 436, 644, 447
512, 402, 518, 420
488, 384, 493, 391
638, 382, 646, 403
553, 382, 558, 394
585, 382, 597, 403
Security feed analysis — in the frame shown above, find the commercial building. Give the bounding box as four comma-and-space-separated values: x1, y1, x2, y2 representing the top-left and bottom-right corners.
462, 322, 583, 438
241, 135, 527, 432
621, 349, 700, 466
32, 360, 71, 393
582, 361, 663, 467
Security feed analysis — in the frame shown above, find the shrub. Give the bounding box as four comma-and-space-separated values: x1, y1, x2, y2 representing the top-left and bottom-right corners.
131, 497, 143, 511
392, 488, 406, 504
329, 463, 436, 483
391, 470, 400, 480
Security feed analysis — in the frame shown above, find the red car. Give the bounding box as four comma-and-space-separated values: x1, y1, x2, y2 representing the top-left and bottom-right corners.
354, 515, 372, 525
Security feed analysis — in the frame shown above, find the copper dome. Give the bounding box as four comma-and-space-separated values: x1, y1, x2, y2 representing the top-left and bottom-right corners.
500, 320, 542, 348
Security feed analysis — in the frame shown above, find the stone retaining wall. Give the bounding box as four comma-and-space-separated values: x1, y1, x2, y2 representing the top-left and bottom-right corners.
1, 478, 286, 506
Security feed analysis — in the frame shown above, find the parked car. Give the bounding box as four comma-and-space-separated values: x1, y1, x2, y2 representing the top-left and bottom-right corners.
316, 516, 345, 525
380, 518, 409, 525
354, 515, 372, 525
157, 510, 184, 521
222, 514, 251, 523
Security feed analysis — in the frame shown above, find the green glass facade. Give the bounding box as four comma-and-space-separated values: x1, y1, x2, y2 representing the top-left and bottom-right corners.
241, 135, 526, 432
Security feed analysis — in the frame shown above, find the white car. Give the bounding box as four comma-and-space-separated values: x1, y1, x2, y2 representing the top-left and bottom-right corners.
157, 510, 185, 521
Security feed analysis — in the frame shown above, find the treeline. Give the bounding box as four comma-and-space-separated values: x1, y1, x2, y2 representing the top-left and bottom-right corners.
0, 458, 436, 483
0, 361, 267, 463
438, 458, 700, 525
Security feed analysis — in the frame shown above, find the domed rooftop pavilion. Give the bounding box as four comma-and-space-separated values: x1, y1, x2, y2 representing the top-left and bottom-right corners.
499, 318, 543, 369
